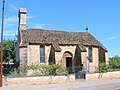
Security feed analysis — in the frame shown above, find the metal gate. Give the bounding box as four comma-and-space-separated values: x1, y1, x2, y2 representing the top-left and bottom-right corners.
68, 66, 86, 79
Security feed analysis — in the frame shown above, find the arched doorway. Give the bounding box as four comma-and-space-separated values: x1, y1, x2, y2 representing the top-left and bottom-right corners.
62, 51, 73, 74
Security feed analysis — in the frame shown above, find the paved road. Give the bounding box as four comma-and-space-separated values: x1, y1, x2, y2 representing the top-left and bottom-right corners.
71, 82, 120, 90
0, 79, 120, 90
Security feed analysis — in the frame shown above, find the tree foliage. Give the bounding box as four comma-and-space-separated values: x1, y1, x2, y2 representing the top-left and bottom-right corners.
96, 55, 120, 73
109, 56, 120, 69
3, 39, 17, 63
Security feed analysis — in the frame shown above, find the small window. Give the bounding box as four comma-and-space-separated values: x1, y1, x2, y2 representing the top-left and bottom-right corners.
40, 45, 45, 63
88, 47, 92, 62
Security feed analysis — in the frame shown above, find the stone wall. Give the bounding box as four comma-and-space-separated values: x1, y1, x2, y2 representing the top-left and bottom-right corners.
26, 45, 100, 73
3, 75, 75, 86
91, 47, 98, 72
45, 45, 51, 64
81, 52, 87, 71
86, 47, 99, 73
19, 47, 27, 66
55, 45, 76, 64
86, 71, 120, 80
28, 45, 40, 65
105, 52, 109, 64
27, 45, 51, 65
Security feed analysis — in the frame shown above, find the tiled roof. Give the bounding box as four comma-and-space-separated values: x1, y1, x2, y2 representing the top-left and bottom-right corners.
52, 43, 61, 52
19, 28, 107, 51
77, 44, 87, 52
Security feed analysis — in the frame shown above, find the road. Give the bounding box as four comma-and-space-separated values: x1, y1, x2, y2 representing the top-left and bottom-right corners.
0, 79, 120, 90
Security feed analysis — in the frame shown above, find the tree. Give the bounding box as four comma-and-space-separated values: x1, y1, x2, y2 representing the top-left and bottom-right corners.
109, 55, 120, 69
3, 39, 17, 63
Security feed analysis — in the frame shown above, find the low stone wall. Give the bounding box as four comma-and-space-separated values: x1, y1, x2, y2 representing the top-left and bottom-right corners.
86, 71, 120, 80
3, 74, 75, 86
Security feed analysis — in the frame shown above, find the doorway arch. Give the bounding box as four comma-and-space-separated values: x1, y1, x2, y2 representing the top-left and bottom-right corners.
62, 51, 73, 73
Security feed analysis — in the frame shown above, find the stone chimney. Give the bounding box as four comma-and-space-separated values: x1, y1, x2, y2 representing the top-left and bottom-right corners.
18, 8, 27, 30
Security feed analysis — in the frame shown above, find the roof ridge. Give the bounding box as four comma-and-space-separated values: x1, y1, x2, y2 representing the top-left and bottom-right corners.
27, 28, 87, 33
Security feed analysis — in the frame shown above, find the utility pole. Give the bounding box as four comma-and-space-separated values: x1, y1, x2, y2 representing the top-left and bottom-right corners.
0, 0, 5, 87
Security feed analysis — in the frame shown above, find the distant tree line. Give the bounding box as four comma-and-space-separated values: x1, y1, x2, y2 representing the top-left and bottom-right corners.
109, 55, 120, 69
97, 56, 120, 73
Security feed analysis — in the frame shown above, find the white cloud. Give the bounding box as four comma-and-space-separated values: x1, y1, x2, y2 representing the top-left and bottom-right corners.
27, 15, 38, 19
5, 16, 18, 28
33, 24, 54, 29
5, 17, 18, 22
3, 30, 17, 36
34, 24, 46, 29
106, 36, 119, 40
4, 15, 38, 28
8, 3, 18, 11
4, 15, 38, 29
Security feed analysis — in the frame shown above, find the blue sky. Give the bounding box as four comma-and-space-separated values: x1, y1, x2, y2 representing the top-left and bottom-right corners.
0, 0, 120, 57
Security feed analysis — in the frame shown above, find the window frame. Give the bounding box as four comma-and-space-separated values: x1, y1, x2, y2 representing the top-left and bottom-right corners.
40, 45, 45, 63
88, 46, 93, 62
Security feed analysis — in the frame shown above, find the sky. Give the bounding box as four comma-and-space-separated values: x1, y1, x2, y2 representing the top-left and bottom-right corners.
0, 0, 120, 57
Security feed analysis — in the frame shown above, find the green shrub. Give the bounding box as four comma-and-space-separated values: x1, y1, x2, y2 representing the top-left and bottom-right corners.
109, 57, 120, 69
10, 68, 20, 77
96, 62, 108, 73
26, 64, 49, 76
10, 64, 68, 77
96, 57, 120, 73
48, 64, 68, 76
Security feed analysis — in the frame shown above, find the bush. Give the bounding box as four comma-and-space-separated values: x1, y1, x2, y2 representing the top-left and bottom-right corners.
21, 64, 50, 76
109, 57, 120, 69
96, 57, 120, 73
10, 68, 20, 77
10, 64, 68, 77
96, 62, 108, 73
48, 64, 68, 76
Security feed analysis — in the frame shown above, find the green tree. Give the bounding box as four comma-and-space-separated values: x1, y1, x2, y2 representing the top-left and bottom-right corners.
109, 55, 120, 69
3, 39, 17, 63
